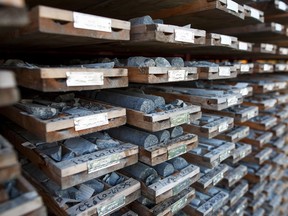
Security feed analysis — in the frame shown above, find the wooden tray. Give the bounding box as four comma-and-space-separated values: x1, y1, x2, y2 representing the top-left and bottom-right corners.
253, 43, 278, 54
204, 105, 258, 123
253, 63, 274, 73
206, 33, 238, 49
198, 65, 238, 80
243, 98, 277, 110
225, 142, 252, 164
0, 5, 131, 49
183, 138, 235, 168
142, 85, 243, 110
215, 126, 250, 143
244, 163, 272, 184
24, 164, 141, 216
0, 135, 20, 183
243, 147, 273, 165
220, 165, 248, 188
241, 130, 273, 149
238, 41, 253, 52
139, 132, 198, 166
2, 124, 139, 189
126, 67, 198, 84
129, 187, 195, 216
268, 123, 287, 136
246, 180, 267, 200
226, 180, 249, 207
224, 197, 247, 216
239, 115, 277, 131
121, 162, 199, 204
183, 114, 234, 139
274, 63, 288, 72
0, 70, 19, 107
11, 67, 129, 92
246, 193, 266, 214
194, 164, 229, 190
183, 188, 229, 216
0, 176, 44, 216
0, 99, 126, 142
235, 63, 254, 74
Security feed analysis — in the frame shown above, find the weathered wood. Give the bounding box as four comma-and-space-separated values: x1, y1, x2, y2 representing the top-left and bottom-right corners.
219, 165, 248, 187
244, 163, 272, 184
0, 99, 126, 142
241, 130, 273, 149
198, 65, 238, 80
239, 115, 277, 131
225, 142, 252, 164
227, 180, 249, 207
243, 147, 273, 165
215, 126, 250, 143
224, 197, 247, 216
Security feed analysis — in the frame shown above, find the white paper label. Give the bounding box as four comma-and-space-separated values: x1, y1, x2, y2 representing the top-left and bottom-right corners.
73, 12, 112, 32
250, 7, 260, 20
247, 110, 255, 119
265, 44, 274, 52
277, 64, 286, 71
239, 42, 248, 50
279, 48, 288, 55
168, 70, 187, 81
274, 23, 283, 32
278, 1, 287, 11
175, 29, 195, 43
240, 64, 250, 72
219, 67, 231, 76
66, 72, 104, 86
220, 35, 232, 45
263, 64, 271, 71
87, 154, 121, 173
240, 88, 249, 96
277, 82, 286, 89
213, 172, 224, 185
219, 122, 229, 132
227, 0, 239, 13
266, 84, 274, 91
227, 96, 238, 106
238, 130, 247, 139
74, 113, 108, 131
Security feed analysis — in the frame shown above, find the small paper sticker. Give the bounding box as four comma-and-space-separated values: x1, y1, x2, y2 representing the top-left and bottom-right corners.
220, 35, 232, 46
265, 44, 274, 52
227, 96, 238, 106
240, 88, 249, 96
66, 72, 104, 86
175, 29, 195, 43
274, 23, 284, 32
227, 0, 239, 13
87, 154, 121, 173
168, 70, 188, 81
168, 145, 187, 160
219, 67, 231, 76
247, 111, 256, 119
171, 196, 187, 213
277, 82, 286, 89
170, 113, 189, 127
250, 7, 260, 19
74, 113, 108, 131
73, 12, 112, 32
97, 196, 125, 216
263, 64, 272, 71
277, 64, 286, 71
219, 122, 229, 132
240, 64, 250, 72
240, 151, 247, 159
173, 179, 191, 195
266, 84, 274, 91
279, 48, 288, 55
278, 1, 287, 11
239, 42, 248, 50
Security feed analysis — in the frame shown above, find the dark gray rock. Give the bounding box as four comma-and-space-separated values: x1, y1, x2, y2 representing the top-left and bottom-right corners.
153, 57, 171, 67
169, 126, 184, 139
127, 56, 156, 67
152, 130, 170, 143
129, 15, 154, 26
167, 157, 189, 170
153, 162, 175, 177
166, 57, 185, 67
63, 137, 98, 156
16, 102, 58, 120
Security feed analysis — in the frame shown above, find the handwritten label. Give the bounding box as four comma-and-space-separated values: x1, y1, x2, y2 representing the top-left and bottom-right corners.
74, 113, 108, 131
219, 122, 229, 132
240, 64, 250, 72
220, 35, 232, 46
97, 196, 125, 216
73, 12, 112, 32
250, 7, 260, 19
87, 154, 121, 173
171, 196, 187, 213
278, 1, 287, 11
175, 29, 194, 43
265, 44, 274, 52
219, 67, 231, 76
213, 172, 224, 185
168, 70, 187, 81
170, 113, 189, 127
66, 72, 104, 86
239, 42, 248, 50
227, 0, 239, 13
274, 23, 283, 32
168, 145, 187, 160
240, 88, 249, 96
227, 96, 238, 106
173, 179, 191, 196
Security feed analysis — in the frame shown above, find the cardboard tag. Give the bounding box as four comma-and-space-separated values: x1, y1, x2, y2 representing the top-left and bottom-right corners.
250, 7, 260, 19
219, 67, 231, 76
175, 29, 195, 43
227, 96, 238, 106
227, 0, 239, 13
239, 42, 248, 50
278, 1, 287, 11
171, 196, 187, 213
74, 112, 108, 131
97, 196, 125, 216
66, 72, 104, 86
240, 64, 250, 72
168, 70, 188, 81
265, 44, 274, 52
170, 113, 189, 127
168, 145, 187, 160
87, 154, 121, 173
73, 12, 112, 32
219, 122, 229, 132
240, 88, 249, 96
274, 23, 283, 32
220, 35, 232, 46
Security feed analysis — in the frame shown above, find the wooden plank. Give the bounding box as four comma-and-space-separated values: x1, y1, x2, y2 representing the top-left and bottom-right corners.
241, 130, 273, 149
198, 65, 238, 80
244, 164, 272, 184
227, 180, 249, 207
215, 126, 250, 143
243, 147, 273, 165
219, 165, 248, 187
225, 142, 252, 164
239, 115, 277, 130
